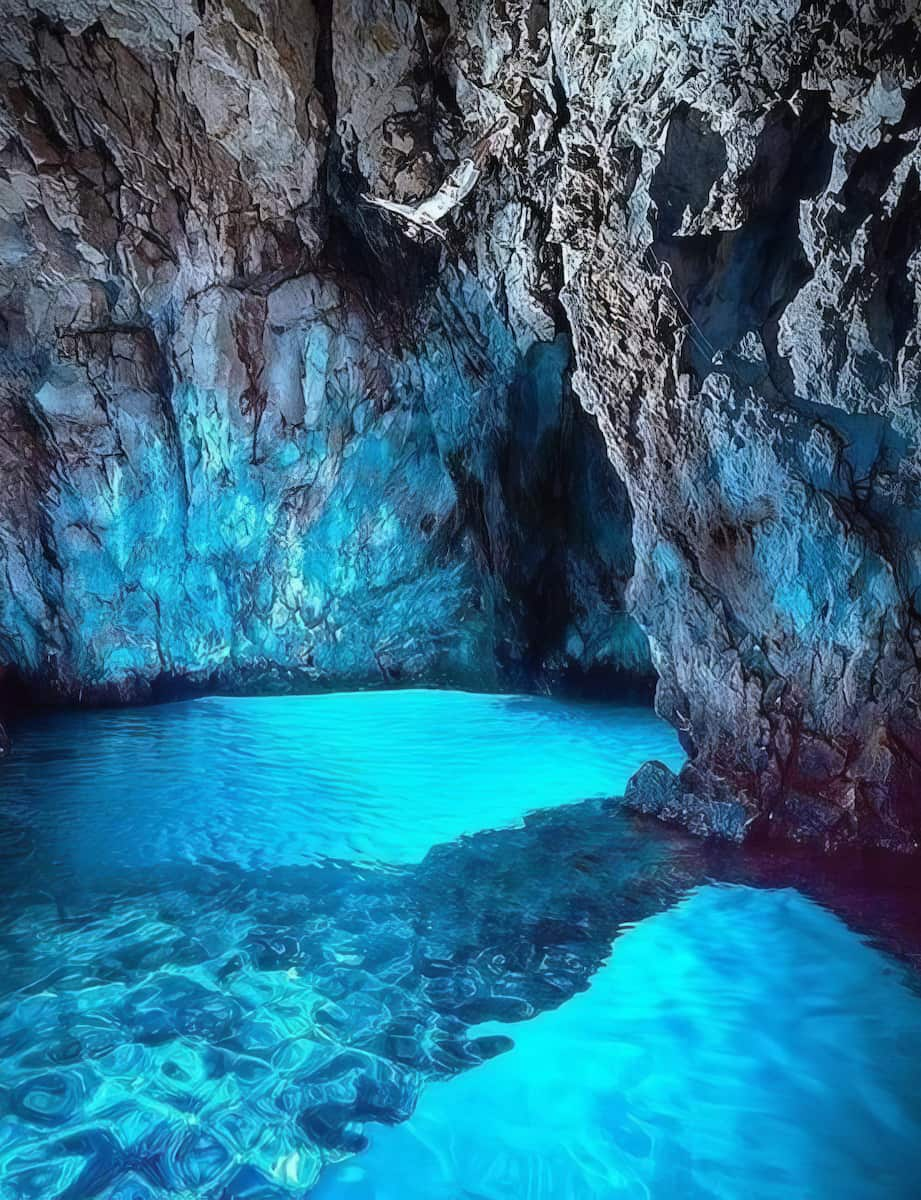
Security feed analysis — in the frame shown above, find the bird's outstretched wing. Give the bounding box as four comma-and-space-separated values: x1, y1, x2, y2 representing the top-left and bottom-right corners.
361, 118, 510, 239
412, 158, 480, 223
363, 196, 419, 221
361, 192, 448, 239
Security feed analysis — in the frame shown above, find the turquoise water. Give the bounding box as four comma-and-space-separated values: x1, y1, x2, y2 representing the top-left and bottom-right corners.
0, 690, 919, 1199
324, 886, 921, 1200
0, 691, 684, 876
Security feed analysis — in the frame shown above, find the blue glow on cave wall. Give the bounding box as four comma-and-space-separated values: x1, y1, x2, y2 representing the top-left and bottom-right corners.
0, 267, 650, 702
2, 3, 921, 1198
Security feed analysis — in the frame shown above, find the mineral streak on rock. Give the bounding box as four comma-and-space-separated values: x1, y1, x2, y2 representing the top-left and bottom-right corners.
2, 0, 921, 849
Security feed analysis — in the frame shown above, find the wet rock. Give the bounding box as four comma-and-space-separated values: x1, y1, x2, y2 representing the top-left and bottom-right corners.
624, 761, 751, 843
624, 761, 682, 818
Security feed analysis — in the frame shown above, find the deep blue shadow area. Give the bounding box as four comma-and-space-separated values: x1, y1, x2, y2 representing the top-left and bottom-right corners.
0, 692, 919, 1199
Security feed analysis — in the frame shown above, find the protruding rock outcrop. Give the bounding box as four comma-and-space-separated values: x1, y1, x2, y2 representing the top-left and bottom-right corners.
546, 0, 921, 850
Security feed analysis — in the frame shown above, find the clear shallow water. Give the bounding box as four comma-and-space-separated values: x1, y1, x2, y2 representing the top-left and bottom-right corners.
322, 886, 921, 1200
1, 690, 685, 877
0, 690, 919, 1200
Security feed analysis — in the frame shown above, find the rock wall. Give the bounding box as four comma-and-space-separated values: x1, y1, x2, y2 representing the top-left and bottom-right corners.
2, 0, 921, 850
0, 0, 648, 703
546, 0, 921, 850
320, 0, 921, 849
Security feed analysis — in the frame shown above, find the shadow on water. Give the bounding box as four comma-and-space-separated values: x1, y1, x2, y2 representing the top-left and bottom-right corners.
2, 789, 921, 1198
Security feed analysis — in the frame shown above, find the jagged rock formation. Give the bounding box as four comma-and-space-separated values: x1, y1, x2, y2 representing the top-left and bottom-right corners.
0, 0, 648, 703
410, 0, 921, 851
546, 0, 921, 851
2, 0, 921, 850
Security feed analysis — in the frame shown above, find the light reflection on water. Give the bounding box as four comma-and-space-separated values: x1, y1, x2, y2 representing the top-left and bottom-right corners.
0, 690, 919, 1200
1, 690, 685, 877
324, 884, 921, 1200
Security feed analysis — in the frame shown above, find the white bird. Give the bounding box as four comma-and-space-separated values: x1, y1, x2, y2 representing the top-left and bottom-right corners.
361, 119, 510, 240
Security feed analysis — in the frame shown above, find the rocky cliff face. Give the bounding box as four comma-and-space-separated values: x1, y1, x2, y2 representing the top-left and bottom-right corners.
546, 0, 921, 851
0, 0, 649, 703
2, 0, 920, 849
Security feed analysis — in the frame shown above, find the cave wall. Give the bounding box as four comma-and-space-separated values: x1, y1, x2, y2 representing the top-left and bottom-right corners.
2, 0, 921, 850
0, 0, 648, 703
545, 0, 921, 849
326, 0, 921, 849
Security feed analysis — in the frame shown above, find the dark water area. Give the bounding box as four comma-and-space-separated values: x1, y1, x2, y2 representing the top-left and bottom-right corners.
0, 691, 919, 1199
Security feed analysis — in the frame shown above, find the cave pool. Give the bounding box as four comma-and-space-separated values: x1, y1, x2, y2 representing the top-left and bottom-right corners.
1, 689, 920, 1199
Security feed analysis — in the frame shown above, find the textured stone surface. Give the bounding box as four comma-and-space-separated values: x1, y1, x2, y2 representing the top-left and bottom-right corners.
0, 0, 648, 702
624, 759, 750, 842
544, 0, 921, 850
2, 0, 921, 849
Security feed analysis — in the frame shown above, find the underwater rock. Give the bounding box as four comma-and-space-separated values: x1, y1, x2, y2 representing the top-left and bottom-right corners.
0, 793, 709, 1196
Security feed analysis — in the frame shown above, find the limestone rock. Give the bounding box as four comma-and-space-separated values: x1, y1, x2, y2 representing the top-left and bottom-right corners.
544, 0, 921, 849
0, 0, 647, 704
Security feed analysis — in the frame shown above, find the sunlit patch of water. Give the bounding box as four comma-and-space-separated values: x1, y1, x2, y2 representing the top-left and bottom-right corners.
0, 691, 919, 1200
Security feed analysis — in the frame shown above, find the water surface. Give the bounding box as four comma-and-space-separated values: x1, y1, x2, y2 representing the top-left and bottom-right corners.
0, 690, 919, 1200
2, 690, 683, 877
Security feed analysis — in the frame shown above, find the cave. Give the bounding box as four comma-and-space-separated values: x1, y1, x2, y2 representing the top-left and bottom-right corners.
1, 2, 921, 1197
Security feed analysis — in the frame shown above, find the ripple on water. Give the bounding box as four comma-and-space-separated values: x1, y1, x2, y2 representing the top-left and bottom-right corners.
316, 885, 921, 1200
0, 690, 685, 880
0, 691, 919, 1200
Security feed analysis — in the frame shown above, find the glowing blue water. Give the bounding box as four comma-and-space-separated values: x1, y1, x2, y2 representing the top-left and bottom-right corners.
0, 690, 919, 1200
325, 886, 921, 1200
0, 690, 684, 876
